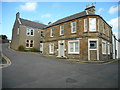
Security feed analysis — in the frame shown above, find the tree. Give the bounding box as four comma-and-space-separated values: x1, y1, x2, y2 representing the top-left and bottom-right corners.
1, 35, 7, 40
0, 35, 9, 43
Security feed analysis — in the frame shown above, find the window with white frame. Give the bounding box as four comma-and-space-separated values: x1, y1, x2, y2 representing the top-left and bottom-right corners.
17, 28, 20, 35
108, 43, 110, 55
49, 43, 54, 54
84, 18, 88, 32
26, 40, 29, 48
89, 18, 96, 31
50, 28, 54, 37
102, 40, 106, 54
30, 40, 34, 47
71, 21, 76, 33
68, 40, 79, 54
60, 25, 64, 35
25, 40, 34, 48
26, 28, 34, 36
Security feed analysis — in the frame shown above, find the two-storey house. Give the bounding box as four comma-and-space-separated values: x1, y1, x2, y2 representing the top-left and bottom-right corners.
11, 12, 46, 52
43, 4, 112, 61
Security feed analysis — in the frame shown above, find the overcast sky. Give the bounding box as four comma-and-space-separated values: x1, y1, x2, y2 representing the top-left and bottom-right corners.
1, 2, 119, 39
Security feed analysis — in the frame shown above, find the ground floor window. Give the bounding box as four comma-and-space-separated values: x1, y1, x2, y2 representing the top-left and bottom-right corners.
49, 43, 54, 54
68, 40, 79, 54
102, 40, 106, 54
108, 43, 110, 55
25, 40, 34, 48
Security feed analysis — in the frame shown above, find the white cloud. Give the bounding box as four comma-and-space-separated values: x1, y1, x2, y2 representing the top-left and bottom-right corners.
97, 8, 104, 14
108, 5, 120, 14
41, 14, 52, 18
20, 2, 37, 11
107, 17, 119, 30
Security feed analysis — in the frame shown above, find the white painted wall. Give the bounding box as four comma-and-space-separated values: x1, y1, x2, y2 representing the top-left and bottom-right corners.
112, 35, 116, 59
116, 40, 120, 59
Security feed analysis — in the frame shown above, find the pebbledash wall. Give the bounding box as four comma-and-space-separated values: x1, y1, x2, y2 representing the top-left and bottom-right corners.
42, 5, 113, 61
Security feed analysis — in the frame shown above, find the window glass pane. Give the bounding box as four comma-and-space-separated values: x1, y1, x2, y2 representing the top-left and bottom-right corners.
89, 18, 96, 31
60, 25, 64, 35
70, 42, 74, 52
31, 30, 33, 35
50, 44, 54, 53
26, 40, 29, 47
90, 41, 97, 49
51, 28, 54, 36
26, 28, 30, 35
72, 22, 76, 33
102, 41, 106, 54
84, 19, 87, 32
75, 42, 79, 52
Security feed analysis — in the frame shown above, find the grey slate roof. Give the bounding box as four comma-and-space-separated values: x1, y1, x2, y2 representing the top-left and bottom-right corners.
44, 10, 96, 28
19, 18, 47, 29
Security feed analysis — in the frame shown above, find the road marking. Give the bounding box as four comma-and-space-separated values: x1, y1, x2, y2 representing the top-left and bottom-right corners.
0, 53, 12, 68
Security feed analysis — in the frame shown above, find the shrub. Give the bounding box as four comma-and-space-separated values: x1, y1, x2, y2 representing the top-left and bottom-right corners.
30, 47, 39, 52
18, 45, 25, 51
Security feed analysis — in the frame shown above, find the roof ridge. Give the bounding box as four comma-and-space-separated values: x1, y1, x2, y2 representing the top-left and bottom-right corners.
56, 11, 85, 22
20, 18, 47, 26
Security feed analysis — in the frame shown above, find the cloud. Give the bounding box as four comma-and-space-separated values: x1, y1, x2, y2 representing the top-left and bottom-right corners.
20, 2, 37, 11
97, 8, 104, 14
41, 14, 52, 18
107, 17, 119, 30
108, 5, 120, 14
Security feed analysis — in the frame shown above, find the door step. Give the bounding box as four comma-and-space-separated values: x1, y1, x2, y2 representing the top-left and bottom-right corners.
56, 56, 67, 59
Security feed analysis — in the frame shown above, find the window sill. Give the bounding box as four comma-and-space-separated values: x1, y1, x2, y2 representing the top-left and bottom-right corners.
50, 36, 54, 37
71, 32, 77, 34
68, 52, 79, 54
49, 53, 54, 55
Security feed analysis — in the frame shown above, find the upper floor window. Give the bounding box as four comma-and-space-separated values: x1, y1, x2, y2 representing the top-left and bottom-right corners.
71, 21, 76, 33
26, 28, 34, 36
40, 31, 44, 37
84, 18, 88, 32
102, 22, 105, 33
60, 25, 64, 35
17, 28, 20, 35
89, 18, 96, 32
50, 28, 54, 37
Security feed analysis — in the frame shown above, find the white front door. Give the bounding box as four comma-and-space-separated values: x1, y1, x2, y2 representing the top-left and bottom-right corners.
88, 39, 99, 60
58, 40, 65, 57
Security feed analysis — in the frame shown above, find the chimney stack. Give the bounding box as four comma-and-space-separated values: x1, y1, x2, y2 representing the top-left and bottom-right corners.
85, 3, 95, 14
16, 12, 20, 19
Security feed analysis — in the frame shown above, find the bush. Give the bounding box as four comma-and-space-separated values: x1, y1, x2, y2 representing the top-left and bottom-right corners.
30, 47, 39, 52
18, 45, 25, 51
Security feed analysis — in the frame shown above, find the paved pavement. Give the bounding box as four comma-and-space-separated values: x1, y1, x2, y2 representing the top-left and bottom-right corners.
2, 43, 119, 88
